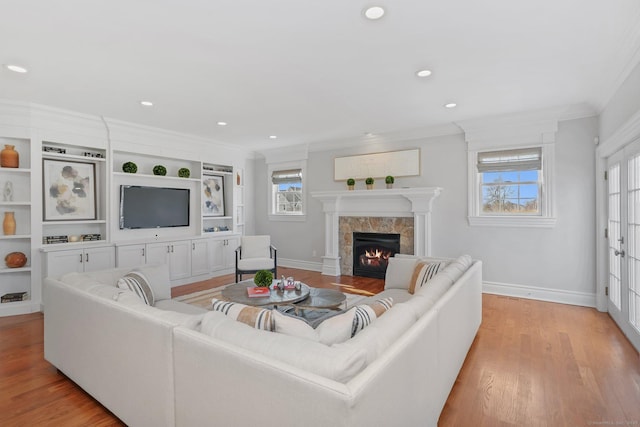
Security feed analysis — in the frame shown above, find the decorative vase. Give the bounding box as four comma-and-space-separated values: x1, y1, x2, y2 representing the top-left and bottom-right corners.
3, 211, 16, 235
348, 185, 355, 191
386, 183, 393, 189
0, 145, 19, 168
366, 184, 373, 190
236, 173, 241, 186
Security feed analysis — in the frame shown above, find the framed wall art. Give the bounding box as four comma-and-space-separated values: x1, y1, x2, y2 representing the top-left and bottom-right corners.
202, 174, 225, 216
43, 159, 97, 221
334, 148, 421, 181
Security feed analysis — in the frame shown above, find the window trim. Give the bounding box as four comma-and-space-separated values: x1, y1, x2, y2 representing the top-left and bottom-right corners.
468, 144, 557, 228
267, 160, 307, 222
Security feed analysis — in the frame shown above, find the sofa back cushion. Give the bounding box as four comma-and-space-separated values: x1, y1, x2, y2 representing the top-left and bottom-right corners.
199, 311, 367, 383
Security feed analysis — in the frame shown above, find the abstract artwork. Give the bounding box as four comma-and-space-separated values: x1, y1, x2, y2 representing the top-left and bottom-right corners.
202, 175, 225, 216
43, 159, 96, 221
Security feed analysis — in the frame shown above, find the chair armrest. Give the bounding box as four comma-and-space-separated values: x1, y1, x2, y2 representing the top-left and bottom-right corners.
270, 245, 277, 258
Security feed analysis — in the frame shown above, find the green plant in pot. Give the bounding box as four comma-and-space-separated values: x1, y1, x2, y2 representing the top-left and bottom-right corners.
178, 167, 190, 178
385, 175, 394, 189
153, 165, 167, 176
122, 161, 138, 173
253, 270, 273, 288
365, 177, 374, 189
347, 178, 355, 190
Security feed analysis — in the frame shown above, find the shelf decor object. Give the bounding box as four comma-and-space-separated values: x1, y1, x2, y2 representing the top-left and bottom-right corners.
385, 175, 394, 189
43, 159, 97, 221
366, 177, 374, 190
3, 181, 12, 201
153, 165, 167, 176
178, 167, 190, 178
5, 251, 27, 268
202, 174, 225, 217
347, 178, 355, 190
122, 161, 138, 173
0, 144, 19, 168
2, 211, 15, 235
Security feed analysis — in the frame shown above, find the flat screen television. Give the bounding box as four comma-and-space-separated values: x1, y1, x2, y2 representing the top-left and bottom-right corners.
119, 185, 190, 229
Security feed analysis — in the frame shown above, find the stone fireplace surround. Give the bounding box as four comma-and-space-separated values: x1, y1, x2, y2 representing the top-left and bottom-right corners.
311, 187, 442, 276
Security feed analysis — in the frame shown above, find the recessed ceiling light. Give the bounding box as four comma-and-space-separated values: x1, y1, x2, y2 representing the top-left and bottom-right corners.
217, 121, 227, 126
416, 69, 432, 78
140, 101, 153, 107
5, 64, 28, 73
444, 103, 457, 109
269, 135, 277, 139
364, 6, 385, 20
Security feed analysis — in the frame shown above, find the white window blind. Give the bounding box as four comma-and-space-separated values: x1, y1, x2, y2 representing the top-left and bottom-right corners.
477, 147, 542, 172
271, 169, 302, 184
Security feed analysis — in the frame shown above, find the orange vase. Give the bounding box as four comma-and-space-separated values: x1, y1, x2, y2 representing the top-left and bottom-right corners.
3, 211, 16, 235
0, 145, 19, 168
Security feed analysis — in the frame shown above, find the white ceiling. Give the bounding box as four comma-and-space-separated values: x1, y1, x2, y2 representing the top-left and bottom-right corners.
2, 1, 640, 151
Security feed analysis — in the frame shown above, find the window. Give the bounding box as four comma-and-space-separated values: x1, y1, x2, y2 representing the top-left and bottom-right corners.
272, 168, 303, 215
478, 148, 541, 215
468, 145, 556, 227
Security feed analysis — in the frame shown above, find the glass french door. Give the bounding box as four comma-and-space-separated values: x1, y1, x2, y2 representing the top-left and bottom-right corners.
607, 146, 640, 352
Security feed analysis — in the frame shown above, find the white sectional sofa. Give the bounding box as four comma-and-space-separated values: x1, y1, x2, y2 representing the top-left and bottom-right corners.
44, 255, 482, 427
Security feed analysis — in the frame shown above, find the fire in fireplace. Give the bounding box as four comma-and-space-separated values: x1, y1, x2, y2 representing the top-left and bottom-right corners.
352, 232, 401, 279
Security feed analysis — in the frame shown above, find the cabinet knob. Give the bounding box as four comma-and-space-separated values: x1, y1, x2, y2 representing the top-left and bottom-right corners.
80, 254, 83, 263
86, 253, 89, 263
142, 248, 145, 257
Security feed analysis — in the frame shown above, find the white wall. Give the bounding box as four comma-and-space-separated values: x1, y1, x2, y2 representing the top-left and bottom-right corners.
255, 116, 598, 306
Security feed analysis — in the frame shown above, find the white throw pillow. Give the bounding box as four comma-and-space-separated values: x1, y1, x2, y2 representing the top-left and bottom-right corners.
384, 257, 418, 290
130, 264, 172, 301
408, 260, 448, 294
117, 272, 155, 305
211, 298, 273, 331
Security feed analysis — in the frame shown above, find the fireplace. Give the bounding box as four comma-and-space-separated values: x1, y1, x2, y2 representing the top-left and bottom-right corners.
352, 232, 401, 279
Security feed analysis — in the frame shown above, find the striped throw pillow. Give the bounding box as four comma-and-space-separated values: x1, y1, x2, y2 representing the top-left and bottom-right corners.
211, 298, 273, 331
351, 297, 394, 337
408, 261, 447, 294
117, 272, 155, 305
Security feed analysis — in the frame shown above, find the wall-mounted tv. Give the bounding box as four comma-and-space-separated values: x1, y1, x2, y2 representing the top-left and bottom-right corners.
119, 185, 190, 229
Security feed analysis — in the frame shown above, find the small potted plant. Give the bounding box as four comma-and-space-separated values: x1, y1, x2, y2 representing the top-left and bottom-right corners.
385, 175, 394, 189
153, 165, 167, 176
253, 270, 273, 288
122, 161, 138, 173
365, 177, 374, 190
347, 178, 355, 190
178, 167, 191, 178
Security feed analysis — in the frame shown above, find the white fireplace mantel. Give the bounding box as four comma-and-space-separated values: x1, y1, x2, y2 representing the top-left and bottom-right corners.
311, 187, 442, 276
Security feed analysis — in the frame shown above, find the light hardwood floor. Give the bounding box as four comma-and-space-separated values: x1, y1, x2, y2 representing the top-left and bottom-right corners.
1, 268, 638, 426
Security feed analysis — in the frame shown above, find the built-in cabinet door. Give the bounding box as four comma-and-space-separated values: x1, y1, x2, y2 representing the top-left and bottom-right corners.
191, 240, 209, 277
224, 237, 240, 270
168, 240, 191, 281
45, 249, 84, 279
146, 242, 171, 266
116, 244, 146, 269
83, 246, 115, 272
208, 239, 225, 272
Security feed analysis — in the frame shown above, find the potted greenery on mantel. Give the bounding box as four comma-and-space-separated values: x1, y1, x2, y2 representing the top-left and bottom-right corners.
365, 177, 374, 190
385, 175, 394, 189
347, 178, 355, 190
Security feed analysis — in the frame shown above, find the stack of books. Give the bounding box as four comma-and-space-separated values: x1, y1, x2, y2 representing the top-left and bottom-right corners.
1, 292, 28, 303
44, 235, 68, 244
81, 234, 101, 241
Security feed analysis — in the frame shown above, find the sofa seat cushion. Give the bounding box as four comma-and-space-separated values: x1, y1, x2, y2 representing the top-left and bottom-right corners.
334, 303, 418, 364
117, 291, 205, 328
199, 311, 368, 383
237, 258, 275, 271
155, 299, 208, 315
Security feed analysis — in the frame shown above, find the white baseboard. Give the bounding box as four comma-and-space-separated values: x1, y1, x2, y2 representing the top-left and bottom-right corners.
483, 281, 597, 308
278, 258, 324, 272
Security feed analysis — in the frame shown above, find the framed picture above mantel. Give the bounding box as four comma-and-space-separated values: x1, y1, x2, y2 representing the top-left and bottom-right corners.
333, 148, 421, 181
43, 159, 97, 221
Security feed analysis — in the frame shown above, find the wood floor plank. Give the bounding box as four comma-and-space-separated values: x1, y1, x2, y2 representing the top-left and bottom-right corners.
0, 269, 638, 426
